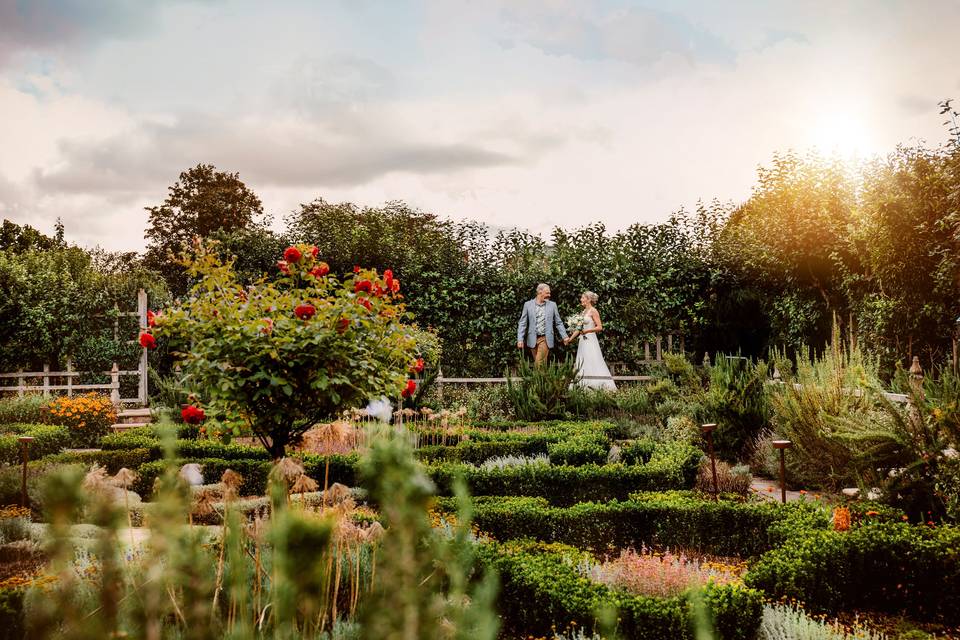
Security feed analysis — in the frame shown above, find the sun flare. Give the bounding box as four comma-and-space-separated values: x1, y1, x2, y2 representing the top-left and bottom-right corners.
809, 111, 875, 157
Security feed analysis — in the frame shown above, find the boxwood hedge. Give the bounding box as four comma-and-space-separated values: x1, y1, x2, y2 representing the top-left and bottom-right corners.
0, 423, 71, 465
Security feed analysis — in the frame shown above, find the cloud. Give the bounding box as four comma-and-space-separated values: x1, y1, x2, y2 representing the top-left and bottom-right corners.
32, 113, 520, 198
0, 0, 214, 66
495, 1, 734, 67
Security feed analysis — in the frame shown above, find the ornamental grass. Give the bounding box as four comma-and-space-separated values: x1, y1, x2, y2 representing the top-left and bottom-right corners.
587, 546, 745, 598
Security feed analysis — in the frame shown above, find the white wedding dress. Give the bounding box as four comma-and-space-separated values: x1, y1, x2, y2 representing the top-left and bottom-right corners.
575, 315, 616, 390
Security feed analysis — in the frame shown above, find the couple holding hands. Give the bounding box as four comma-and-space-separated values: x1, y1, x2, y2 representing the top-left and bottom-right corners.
516, 283, 616, 390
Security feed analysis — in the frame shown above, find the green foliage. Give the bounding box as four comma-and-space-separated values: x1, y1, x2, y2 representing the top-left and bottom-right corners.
0, 395, 47, 425
151, 242, 419, 457
358, 428, 499, 640
0, 238, 165, 372
507, 356, 579, 421
701, 356, 770, 461
479, 540, 762, 640
746, 522, 960, 624
437, 491, 799, 558
0, 424, 70, 465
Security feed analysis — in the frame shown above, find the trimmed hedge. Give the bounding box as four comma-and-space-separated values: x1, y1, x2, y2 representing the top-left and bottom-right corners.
478, 540, 762, 640
436, 491, 805, 557
0, 423, 71, 465
746, 521, 960, 624
132, 454, 361, 497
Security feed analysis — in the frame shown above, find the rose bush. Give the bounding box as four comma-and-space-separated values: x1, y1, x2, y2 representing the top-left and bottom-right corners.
150, 241, 420, 457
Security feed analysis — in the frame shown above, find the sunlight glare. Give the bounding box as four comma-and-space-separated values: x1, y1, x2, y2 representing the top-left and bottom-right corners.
809, 111, 875, 158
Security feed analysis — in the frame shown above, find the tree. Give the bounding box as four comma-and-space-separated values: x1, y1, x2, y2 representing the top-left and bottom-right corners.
144, 164, 265, 295
150, 242, 420, 458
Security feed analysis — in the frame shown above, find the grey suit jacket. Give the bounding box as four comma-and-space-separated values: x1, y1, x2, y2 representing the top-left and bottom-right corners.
517, 299, 569, 349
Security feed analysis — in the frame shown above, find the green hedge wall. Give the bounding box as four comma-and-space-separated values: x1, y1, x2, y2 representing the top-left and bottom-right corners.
745, 522, 960, 624
478, 540, 762, 640
0, 424, 71, 465
436, 492, 805, 557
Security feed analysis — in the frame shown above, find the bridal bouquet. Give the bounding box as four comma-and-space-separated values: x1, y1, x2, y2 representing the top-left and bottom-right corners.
566, 312, 585, 334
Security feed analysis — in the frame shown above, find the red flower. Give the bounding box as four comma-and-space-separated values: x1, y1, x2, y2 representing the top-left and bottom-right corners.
139, 332, 157, 349
357, 297, 372, 311
146, 310, 157, 327
310, 246, 319, 258
309, 262, 330, 278
181, 405, 205, 425
284, 246, 303, 263
373, 284, 384, 297
260, 318, 274, 334
336, 317, 350, 333
390, 278, 400, 293
401, 379, 417, 398
384, 269, 393, 281
277, 260, 290, 275
354, 279, 372, 293
294, 303, 316, 320
411, 357, 425, 373
353, 265, 361, 273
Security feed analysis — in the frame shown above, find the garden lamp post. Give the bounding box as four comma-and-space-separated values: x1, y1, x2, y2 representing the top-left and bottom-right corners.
701, 423, 719, 499
772, 439, 792, 504
18, 436, 33, 508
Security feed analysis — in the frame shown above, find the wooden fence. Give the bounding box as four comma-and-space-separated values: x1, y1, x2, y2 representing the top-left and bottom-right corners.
0, 289, 149, 405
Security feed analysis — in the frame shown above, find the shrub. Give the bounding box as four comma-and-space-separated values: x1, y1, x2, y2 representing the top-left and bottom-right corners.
0, 424, 71, 465
758, 604, 889, 640
663, 415, 700, 445
506, 357, 578, 421
746, 522, 960, 624
546, 433, 608, 466
701, 355, 770, 461
620, 440, 656, 465
479, 540, 762, 640
39, 393, 116, 447
150, 242, 419, 457
588, 547, 743, 598
439, 492, 797, 558
0, 395, 47, 425
696, 460, 752, 497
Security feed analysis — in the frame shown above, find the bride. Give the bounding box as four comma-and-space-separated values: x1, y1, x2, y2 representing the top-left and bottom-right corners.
565, 291, 616, 390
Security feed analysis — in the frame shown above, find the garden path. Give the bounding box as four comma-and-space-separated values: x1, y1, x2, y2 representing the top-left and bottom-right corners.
749, 477, 807, 503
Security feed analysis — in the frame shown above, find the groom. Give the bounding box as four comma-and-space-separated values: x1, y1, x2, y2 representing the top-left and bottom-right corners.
517, 283, 569, 366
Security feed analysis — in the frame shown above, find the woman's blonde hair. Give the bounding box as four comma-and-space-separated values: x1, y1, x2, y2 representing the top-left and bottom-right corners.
582, 291, 599, 304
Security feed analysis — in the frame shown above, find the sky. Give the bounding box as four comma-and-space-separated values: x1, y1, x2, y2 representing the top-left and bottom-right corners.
1, 0, 959, 251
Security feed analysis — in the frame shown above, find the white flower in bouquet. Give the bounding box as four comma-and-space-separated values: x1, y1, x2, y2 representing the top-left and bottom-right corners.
566, 312, 586, 334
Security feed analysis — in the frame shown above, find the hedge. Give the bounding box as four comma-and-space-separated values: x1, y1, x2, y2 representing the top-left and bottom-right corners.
436, 492, 807, 557
478, 540, 762, 640
0, 424, 71, 465
745, 521, 960, 624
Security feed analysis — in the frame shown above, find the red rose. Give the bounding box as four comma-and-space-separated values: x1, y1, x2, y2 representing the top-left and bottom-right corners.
181, 405, 205, 425
411, 357, 425, 373
336, 317, 350, 333
390, 278, 400, 293
309, 262, 330, 278
310, 246, 319, 258
277, 260, 290, 275
146, 310, 157, 327
373, 284, 384, 297
357, 297, 372, 311
139, 332, 156, 349
284, 246, 303, 263
384, 269, 393, 281
401, 379, 417, 398
353, 265, 361, 273
354, 279, 372, 293
294, 303, 316, 320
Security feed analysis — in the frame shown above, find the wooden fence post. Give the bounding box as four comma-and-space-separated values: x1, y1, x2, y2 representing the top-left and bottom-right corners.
110, 363, 121, 404
16, 368, 24, 397
137, 288, 148, 405
42, 364, 50, 397
656, 336, 662, 362
667, 334, 673, 353
66, 358, 73, 397
644, 341, 651, 361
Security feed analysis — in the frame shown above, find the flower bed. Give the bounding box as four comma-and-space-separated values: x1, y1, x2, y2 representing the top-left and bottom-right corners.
478, 540, 763, 640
